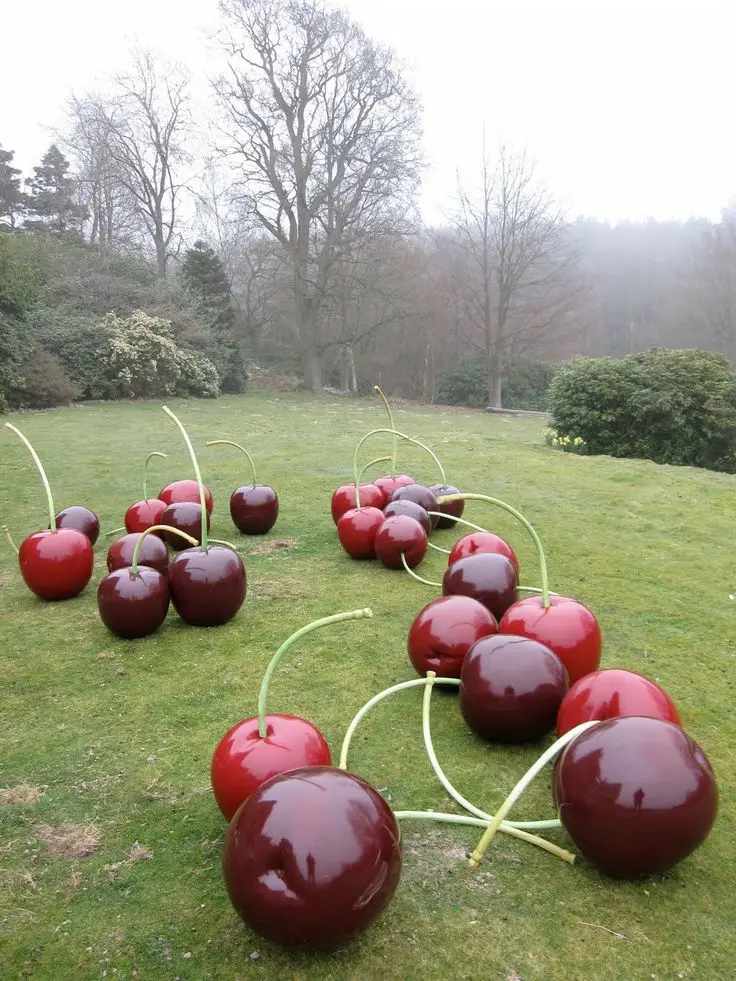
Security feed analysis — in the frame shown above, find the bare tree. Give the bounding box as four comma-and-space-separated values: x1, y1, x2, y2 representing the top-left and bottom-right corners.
213, 0, 422, 390
678, 208, 736, 359
450, 143, 582, 406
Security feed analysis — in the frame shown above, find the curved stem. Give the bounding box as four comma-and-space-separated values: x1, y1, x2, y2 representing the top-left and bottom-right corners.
468, 720, 600, 868
105, 527, 126, 538
358, 455, 392, 483
143, 451, 167, 501
427, 512, 489, 535
401, 551, 441, 586
206, 439, 257, 486
427, 540, 451, 555
517, 585, 560, 597
3, 524, 19, 555
394, 812, 575, 865
374, 385, 397, 470
131, 524, 197, 575
257, 608, 373, 738
353, 428, 446, 493
438, 493, 549, 607
162, 406, 208, 552
208, 538, 238, 549
4, 423, 57, 532
421, 671, 560, 830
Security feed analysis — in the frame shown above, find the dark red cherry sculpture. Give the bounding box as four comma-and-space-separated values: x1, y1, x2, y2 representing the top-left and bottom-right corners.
383, 498, 431, 535
500, 594, 601, 684
407, 595, 497, 678
428, 483, 464, 528
168, 545, 246, 626
375, 514, 428, 569
222, 766, 402, 950
460, 634, 569, 743
448, 531, 519, 573
443, 552, 518, 621
106, 532, 169, 576
230, 485, 279, 534
556, 668, 681, 736
211, 715, 331, 821
337, 506, 385, 559
159, 479, 214, 515
124, 497, 167, 535
97, 566, 170, 639
373, 473, 414, 498
389, 483, 439, 528
331, 483, 386, 524
19, 529, 94, 600
554, 716, 718, 878
54, 506, 100, 545
160, 502, 210, 550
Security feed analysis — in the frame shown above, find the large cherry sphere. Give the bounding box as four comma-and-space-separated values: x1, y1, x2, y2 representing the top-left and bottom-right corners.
427, 483, 464, 528
124, 498, 167, 535
160, 502, 210, 550
374, 514, 428, 569
337, 506, 385, 559
499, 594, 602, 684
556, 668, 681, 736
97, 567, 170, 639
383, 498, 432, 535
211, 714, 331, 821
554, 716, 718, 878
19, 529, 94, 600
54, 506, 100, 545
159, 479, 214, 515
407, 595, 497, 678
442, 552, 518, 621
222, 766, 402, 950
389, 483, 439, 528
331, 483, 386, 524
460, 634, 569, 743
106, 532, 169, 576
229, 484, 279, 535
373, 474, 414, 498
448, 531, 519, 574
168, 545, 246, 626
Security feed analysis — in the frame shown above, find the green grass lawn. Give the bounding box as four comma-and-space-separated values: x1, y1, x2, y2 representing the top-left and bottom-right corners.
1, 389, 734, 981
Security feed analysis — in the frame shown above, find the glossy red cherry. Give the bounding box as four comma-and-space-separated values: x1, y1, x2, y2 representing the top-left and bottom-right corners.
54, 506, 100, 545
168, 545, 246, 626
442, 552, 518, 621
383, 498, 431, 535
230, 485, 279, 534
556, 668, 681, 736
18, 529, 94, 600
407, 595, 497, 678
373, 474, 414, 498
97, 566, 170, 638
389, 483, 439, 528
160, 502, 210, 550
211, 714, 331, 821
124, 498, 168, 535
331, 483, 386, 524
374, 514, 428, 569
554, 716, 718, 878
427, 483, 464, 528
448, 531, 519, 573
159, 479, 214, 515
499, 595, 602, 684
222, 766, 402, 950
106, 532, 169, 576
460, 634, 569, 742
337, 506, 385, 559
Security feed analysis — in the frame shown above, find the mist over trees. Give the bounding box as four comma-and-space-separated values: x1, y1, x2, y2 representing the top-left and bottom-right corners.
1, 0, 735, 411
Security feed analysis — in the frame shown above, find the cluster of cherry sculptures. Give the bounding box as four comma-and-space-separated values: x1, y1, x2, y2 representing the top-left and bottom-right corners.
2, 387, 720, 955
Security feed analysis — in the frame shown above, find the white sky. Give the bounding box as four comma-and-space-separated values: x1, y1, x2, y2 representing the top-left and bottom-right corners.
2, 0, 734, 224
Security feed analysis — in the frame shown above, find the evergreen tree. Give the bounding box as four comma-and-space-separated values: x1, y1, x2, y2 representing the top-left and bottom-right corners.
25, 144, 86, 232
0, 145, 27, 229
181, 240, 246, 392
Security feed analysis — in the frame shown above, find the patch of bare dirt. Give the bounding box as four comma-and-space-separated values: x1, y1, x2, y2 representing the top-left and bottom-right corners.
251, 577, 308, 601
36, 821, 100, 859
0, 783, 44, 805
249, 538, 298, 555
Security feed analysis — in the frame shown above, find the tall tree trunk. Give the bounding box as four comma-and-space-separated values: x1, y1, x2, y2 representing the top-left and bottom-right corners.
303, 345, 322, 391
487, 357, 503, 408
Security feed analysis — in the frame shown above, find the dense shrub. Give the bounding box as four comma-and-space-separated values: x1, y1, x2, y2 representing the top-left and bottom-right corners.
30, 312, 120, 399
549, 348, 736, 473
7, 348, 81, 409
436, 358, 558, 410
435, 359, 488, 407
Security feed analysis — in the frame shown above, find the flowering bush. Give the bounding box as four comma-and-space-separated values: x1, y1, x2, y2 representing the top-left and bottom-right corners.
543, 427, 587, 454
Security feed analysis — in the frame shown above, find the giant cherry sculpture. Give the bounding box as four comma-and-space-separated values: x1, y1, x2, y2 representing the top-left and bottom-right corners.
205, 438, 279, 535
124, 451, 169, 534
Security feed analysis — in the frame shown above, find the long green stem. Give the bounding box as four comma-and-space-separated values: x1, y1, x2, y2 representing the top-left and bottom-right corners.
257, 608, 373, 738
206, 439, 257, 486
353, 428, 446, 495
143, 451, 167, 501
468, 720, 600, 868
208, 537, 237, 549
374, 385, 397, 470
3, 524, 19, 554
427, 541, 451, 555
162, 406, 208, 552
421, 672, 560, 830
401, 551, 441, 586
358, 455, 392, 483
394, 812, 575, 864
437, 493, 550, 607
130, 525, 197, 575
4, 423, 57, 532
105, 527, 126, 538
427, 512, 489, 535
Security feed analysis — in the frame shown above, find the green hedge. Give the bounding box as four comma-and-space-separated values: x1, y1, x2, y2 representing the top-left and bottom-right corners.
435, 359, 558, 410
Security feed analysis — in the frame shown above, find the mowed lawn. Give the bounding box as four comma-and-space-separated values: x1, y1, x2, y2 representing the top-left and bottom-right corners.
1, 389, 734, 981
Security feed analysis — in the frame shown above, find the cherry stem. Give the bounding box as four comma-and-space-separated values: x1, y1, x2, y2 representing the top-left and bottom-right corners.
143, 451, 167, 501
162, 406, 208, 552
437, 493, 550, 607
517, 585, 560, 597
358, 455, 392, 484
4, 423, 57, 532
374, 385, 397, 470
208, 538, 237, 549
105, 527, 126, 537
468, 720, 600, 868
400, 551, 441, 587
421, 672, 561, 830
130, 524, 197, 576
257, 608, 373, 738
392, 812, 575, 865
427, 512, 489, 535
427, 541, 451, 555
3, 524, 19, 555
205, 439, 257, 486
353, 428, 446, 501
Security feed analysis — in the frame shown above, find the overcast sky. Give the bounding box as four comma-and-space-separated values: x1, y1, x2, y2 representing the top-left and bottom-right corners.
2, 0, 734, 224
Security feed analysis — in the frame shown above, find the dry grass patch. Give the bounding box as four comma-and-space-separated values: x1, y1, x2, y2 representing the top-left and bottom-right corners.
249, 538, 298, 555
0, 783, 44, 806
35, 821, 100, 859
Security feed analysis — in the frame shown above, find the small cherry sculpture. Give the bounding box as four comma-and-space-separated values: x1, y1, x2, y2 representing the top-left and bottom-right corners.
206, 438, 279, 534
107, 531, 169, 576
54, 505, 100, 545
407, 595, 497, 678
124, 451, 169, 534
